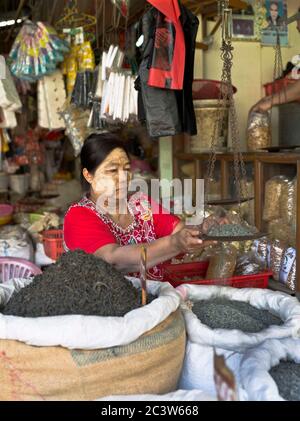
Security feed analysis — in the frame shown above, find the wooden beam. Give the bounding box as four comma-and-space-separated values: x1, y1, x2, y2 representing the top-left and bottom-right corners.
196, 41, 209, 51
5, 0, 26, 42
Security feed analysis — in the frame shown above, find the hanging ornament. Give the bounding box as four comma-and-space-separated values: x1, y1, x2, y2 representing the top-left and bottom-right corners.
9, 21, 70, 82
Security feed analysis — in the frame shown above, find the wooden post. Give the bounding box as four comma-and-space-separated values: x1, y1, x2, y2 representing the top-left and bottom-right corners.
221, 159, 229, 199
254, 159, 263, 231
296, 160, 300, 293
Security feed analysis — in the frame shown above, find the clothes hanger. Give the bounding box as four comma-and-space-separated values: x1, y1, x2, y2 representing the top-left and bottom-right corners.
55, 0, 97, 34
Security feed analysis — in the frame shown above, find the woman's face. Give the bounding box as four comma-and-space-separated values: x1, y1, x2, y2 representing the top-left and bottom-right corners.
84, 148, 131, 203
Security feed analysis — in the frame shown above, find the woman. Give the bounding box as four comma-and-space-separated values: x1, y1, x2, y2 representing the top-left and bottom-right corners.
64, 133, 213, 280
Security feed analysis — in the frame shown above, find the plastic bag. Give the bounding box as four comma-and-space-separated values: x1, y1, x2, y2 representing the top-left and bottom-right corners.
234, 251, 266, 276
205, 178, 221, 202
267, 240, 286, 282
263, 176, 290, 222
279, 247, 297, 292
268, 218, 295, 247
252, 237, 270, 267
60, 103, 91, 157
206, 244, 237, 280
9, 21, 69, 82
247, 111, 271, 151
279, 178, 297, 224
71, 70, 95, 109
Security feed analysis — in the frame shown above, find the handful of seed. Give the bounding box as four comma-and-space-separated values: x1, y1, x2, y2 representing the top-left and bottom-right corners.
207, 224, 255, 238
2, 250, 154, 318
192, 298, 283, 333
270, 361, 300, 401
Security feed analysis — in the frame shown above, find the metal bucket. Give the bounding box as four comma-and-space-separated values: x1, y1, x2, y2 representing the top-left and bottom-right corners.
9, 174, 30, 195
190, 100, 229, 153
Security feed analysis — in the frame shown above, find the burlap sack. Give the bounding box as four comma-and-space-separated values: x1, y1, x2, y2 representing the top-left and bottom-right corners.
0, 310, 185, 401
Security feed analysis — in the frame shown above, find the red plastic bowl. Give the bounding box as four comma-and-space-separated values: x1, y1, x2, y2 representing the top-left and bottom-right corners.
192, 79, 237, 100
0, 204, 13, 217
264, 78, 296, 96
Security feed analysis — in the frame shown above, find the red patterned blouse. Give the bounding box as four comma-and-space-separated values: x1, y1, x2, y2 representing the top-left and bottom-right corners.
63, 192, 180, 280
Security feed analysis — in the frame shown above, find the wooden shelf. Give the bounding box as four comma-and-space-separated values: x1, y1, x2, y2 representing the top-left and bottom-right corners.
173, 150, 300, 293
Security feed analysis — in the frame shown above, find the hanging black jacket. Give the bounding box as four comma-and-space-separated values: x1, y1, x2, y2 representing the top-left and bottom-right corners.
175, 4, 199, 136
135, 3, 199, 138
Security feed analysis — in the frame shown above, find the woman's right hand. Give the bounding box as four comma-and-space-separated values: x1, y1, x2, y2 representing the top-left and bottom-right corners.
250, 96, 273, 113
171, 227, 215, 254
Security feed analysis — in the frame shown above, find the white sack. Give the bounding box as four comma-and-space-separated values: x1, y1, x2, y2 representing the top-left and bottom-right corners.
239, 338, 300, 401
177, 285, 300, 351
0, 278, 180, 350
0, 225, 34, 261
179, 340, 243, 398
176, 285, 300, 397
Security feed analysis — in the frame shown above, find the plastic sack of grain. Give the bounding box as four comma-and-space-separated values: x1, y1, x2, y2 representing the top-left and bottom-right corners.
206, 244, 237, 280
279, 247, 297, 292
247, 111, 271, 152
252, 237, 270, 266
176, 285, 300, 397
268, 218, 293, 246
0, 278, 185, 401
279, 178, 297, 224
234, 251, 266, 276
0, 225, 34, 261
267, 239, 287, 282
234, 178, 254, 226
239, 338, 300, 401
263, 176, 290, 222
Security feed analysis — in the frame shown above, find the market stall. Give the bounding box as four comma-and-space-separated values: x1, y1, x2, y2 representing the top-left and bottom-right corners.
0, 0, 300, 404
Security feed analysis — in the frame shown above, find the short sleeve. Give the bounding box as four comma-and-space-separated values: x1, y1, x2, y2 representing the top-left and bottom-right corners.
150, 198, 181, 239
63, 206, 117, 254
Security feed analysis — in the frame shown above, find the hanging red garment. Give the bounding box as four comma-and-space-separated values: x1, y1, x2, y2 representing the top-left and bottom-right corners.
147, 0, 186, 90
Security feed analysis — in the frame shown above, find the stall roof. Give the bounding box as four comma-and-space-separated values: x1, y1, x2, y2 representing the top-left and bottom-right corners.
0, 0, 247, 51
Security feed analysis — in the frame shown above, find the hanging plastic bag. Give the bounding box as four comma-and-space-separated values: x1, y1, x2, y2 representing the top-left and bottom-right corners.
71, 70, 95, 109
247, 111, 271, 151
60, 103, 91, 157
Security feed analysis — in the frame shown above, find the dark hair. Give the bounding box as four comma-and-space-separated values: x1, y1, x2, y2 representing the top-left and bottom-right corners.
81, 132, 129, 173
80, 132, 129, 190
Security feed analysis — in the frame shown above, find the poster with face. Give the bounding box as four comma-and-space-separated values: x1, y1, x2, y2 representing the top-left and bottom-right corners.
261, 0, 288, 46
